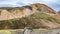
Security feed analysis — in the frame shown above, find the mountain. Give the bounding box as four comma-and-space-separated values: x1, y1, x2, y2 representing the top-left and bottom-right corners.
58, 11, 60, 15
0, 3, 60, 29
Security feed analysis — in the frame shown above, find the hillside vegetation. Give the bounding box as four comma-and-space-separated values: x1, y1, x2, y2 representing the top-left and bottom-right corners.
0, 12, 60, 29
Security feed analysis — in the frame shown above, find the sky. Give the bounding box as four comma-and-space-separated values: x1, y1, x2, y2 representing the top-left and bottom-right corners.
0, 0, 60, 12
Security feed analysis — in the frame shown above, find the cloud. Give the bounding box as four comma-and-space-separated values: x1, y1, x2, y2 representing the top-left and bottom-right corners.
0, 0, 60, 11
16, 0, 60, 11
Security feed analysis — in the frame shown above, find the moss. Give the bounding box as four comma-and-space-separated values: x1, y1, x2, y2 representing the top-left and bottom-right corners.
0, 12, 60, 29
0, 30, 11, 34
7, 7, 25, 13
37, 8, 41, 11
0, 11, 1, 15
28, 12, 60, 23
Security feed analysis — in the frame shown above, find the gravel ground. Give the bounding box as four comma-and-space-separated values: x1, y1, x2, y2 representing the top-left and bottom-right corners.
0, 28, 60, 34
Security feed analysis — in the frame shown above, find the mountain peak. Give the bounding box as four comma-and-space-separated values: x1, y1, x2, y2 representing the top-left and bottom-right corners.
30, 3, 56, 14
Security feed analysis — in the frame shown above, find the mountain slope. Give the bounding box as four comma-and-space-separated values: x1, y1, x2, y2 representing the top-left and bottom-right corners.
0, 3, 60, 29
30, 3, 56, 14
58, 11, 60, 15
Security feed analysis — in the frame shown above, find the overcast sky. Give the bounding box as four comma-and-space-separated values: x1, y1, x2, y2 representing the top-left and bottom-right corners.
0, 0, 60, 12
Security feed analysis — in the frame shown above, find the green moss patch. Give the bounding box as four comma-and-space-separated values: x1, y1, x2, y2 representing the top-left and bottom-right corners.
0, 12, 60, 29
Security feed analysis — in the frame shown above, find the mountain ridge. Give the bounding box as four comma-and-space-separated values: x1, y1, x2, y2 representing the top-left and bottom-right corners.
0, 3, 60, 29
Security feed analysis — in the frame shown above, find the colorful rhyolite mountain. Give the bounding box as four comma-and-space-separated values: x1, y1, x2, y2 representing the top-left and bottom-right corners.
58, 11, 60, 15
0, 3, 60, 29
